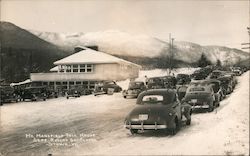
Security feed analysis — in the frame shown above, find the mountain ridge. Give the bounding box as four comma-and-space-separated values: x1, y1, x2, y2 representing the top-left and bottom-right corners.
0, 21, 69, 82
29, 29, 249, 65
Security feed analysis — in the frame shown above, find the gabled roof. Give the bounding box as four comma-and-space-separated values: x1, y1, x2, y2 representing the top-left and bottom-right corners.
54, 47, 141, 68
50, 66, 59, 72
10, 79, 31, 87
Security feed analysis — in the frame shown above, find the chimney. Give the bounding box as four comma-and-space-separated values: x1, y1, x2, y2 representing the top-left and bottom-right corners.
74, 46, 86, 53
86, 45, 98, 51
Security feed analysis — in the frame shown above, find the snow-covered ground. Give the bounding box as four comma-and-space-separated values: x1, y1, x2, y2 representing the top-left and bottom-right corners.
0, 69, 249, 156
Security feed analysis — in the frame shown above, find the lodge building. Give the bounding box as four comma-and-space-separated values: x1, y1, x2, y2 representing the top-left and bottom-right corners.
26, 47, 141, 91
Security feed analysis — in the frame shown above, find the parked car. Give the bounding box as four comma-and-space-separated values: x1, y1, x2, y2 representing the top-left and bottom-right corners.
102, 81, 122, 93
231, 67, 242, 76
46, 89, 58, 98
203, 79, 225, 102
176, 74, 191, 85
209, 70, 224, 79
123, 81, 146, 98
66, 88, 81, 99
124, 89, 192, 135
162, 76, 177, 89
21, 86, 47, 101
191, 70, 207, 80
217, 76, 233, 95
147, 77, 165, 89
0, 85, 19, 105
183, 85, 216, 112
223, 72, 237, 88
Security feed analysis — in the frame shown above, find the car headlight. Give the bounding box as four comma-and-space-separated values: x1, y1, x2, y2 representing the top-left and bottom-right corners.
169, 112, 173, 116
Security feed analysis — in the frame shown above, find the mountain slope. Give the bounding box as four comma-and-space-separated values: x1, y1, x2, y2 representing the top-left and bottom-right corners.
30, 30, 249, 65
0, 22, 69, 82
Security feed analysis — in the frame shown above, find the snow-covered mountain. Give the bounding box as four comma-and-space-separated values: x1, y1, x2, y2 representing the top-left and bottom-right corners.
30, 30, 249, 65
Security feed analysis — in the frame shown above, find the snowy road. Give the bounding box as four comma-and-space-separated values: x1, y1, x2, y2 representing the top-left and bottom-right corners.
0, 70, 249, 156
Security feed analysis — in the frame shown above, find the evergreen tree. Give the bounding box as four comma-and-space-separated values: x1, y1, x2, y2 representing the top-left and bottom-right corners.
216, 59, 222, 67
197, 53, 212, 67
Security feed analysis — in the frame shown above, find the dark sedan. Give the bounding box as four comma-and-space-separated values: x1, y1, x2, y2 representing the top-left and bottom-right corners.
0, 85, 19, 105
209, 70, 224, 79
147, 77, 165, 89
21, 86, 47, 101
124, 89, 191, 135
122, 81, 146, 98
102, 81, 122, 93
176, 74, 191, 85
183, 85, 216, 112
203, 79, 225, 102
217, 76, 233, 95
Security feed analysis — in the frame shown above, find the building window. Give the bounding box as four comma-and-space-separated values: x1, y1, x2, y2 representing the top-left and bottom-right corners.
86, 64, 93, 73
79, 64, 93, 73
59, 64, 94, 73
73, 64, 79, 72
76, 81, 81, 85
66, 65, 71, 73
80, 64, 86, 73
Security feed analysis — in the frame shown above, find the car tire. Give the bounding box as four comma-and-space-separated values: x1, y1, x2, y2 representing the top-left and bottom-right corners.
186, 118, 191, 125
66, 96, 69, 99
130, 129, 138, 134
208, 104, 214, 112
124, 96, 127, 98
168, 118, 178, 135
43, 98, 46, 101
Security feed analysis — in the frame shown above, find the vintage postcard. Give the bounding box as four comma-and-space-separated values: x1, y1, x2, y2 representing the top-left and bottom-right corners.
0, 0, 249, 155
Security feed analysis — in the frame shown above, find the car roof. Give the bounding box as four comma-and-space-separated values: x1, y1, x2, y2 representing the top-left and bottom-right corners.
218, 76, 231, 80
137, 89, 176, 103
177, 74, 189, 76
203, 79, 221, 83
187, 85, 212, 93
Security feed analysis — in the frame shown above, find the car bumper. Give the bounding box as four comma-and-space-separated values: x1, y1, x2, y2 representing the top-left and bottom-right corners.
125, 122, 167, 130
188, 102, 210, 108
191, 105, 209, 109
123, 93, 138, 97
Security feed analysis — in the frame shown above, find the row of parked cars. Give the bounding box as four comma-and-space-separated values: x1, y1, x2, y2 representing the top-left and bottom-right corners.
0, 80, 124, 105
0, 85, 59, 105
123, 66, 248, 135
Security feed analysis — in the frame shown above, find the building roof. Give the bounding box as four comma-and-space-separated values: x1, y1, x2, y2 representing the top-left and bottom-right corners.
54, 47, 141, 68
10, 79, 32, 87
50, 66, 59, 72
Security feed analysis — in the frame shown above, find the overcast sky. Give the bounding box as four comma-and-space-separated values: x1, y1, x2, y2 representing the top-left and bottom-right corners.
1, 0, 249, 51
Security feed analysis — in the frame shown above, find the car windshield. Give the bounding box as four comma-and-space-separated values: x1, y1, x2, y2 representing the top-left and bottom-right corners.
142, 95, 164, 104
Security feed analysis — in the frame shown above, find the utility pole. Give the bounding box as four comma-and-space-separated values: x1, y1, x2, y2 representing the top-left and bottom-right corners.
168, 34, 175, 75
169, 33, 171, 75
171, 38, 175, 74
241, 27, 250, 51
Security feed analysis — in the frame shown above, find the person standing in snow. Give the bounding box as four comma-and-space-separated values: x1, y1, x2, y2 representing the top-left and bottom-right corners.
144, 75, 149, 87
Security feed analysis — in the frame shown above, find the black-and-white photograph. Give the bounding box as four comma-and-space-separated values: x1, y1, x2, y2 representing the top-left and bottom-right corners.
0, 0, 249, 155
